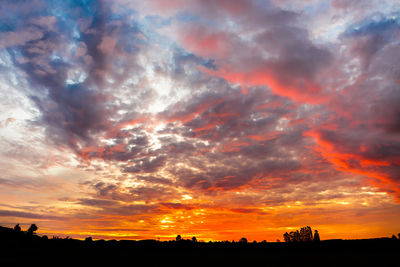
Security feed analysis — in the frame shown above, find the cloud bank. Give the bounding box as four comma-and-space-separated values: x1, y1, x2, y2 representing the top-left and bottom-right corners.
0, 0, 399, 241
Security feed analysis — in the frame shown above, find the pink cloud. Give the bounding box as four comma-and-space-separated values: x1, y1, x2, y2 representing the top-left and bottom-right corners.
0, 27, 43, 48
180, 26, 232, 59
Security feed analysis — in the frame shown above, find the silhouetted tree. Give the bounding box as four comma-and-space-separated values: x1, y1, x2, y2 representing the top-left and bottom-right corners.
391, 234, 397, 239
283, 232, 290, 242
284, 226, 317, 242
13, 224, 21, 232
27, 224, 38, 235
300, 226, 313, 241
314, 230, 320, 242
85, 237, 93, 242
176, 235, 182, 241
192, 236, 197, 242
290, 230, 301, 242
239, 237, 248, 243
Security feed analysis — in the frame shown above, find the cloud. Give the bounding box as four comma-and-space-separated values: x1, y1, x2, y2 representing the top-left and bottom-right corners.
77, 198, 161, 216
0, 118, 16, 128
229, 208, 269, 215
0, 27, 44, 49
341, 13, 400, 69
124, 155, 167, 173
157, 1, 332, 103
0, 177, 58, 191
160, 202, 195, 210
0, 210, 63, 220
2, 0, 143, 153
84, 179, 178, 203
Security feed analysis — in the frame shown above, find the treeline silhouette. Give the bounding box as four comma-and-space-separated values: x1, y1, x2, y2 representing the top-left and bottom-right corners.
283, 226, 320, 242
1, 224, 399, 266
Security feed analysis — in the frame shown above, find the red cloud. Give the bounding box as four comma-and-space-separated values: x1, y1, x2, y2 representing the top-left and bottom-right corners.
200, 66, 326, 104
305, 130, 400, 199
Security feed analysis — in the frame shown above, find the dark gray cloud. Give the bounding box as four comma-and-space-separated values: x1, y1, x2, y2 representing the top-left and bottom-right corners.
124, 155, 167, 173
85, 179, 178, 203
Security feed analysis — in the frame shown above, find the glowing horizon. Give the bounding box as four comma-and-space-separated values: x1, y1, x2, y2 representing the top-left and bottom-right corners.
1, 0, 400, 242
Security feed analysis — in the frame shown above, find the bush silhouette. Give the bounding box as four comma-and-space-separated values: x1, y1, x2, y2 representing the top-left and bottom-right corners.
13, 224, 21, 232
239, 237, 248, 243
27, 224, 38, 235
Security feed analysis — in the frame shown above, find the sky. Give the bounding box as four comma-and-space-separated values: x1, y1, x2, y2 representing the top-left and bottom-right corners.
0, 0, 399, 242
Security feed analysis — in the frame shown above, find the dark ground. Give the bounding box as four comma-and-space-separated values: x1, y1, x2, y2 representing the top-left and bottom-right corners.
0, 226, 398, 266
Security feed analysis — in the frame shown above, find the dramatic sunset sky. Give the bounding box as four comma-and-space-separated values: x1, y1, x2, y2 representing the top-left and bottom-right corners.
0, 0, 399, 241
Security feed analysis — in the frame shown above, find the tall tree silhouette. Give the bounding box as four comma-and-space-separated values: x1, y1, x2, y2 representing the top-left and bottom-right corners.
314, 230, 320, 242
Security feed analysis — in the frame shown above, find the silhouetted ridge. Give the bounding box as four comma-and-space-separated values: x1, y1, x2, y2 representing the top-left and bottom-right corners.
0, 225, 399, 266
